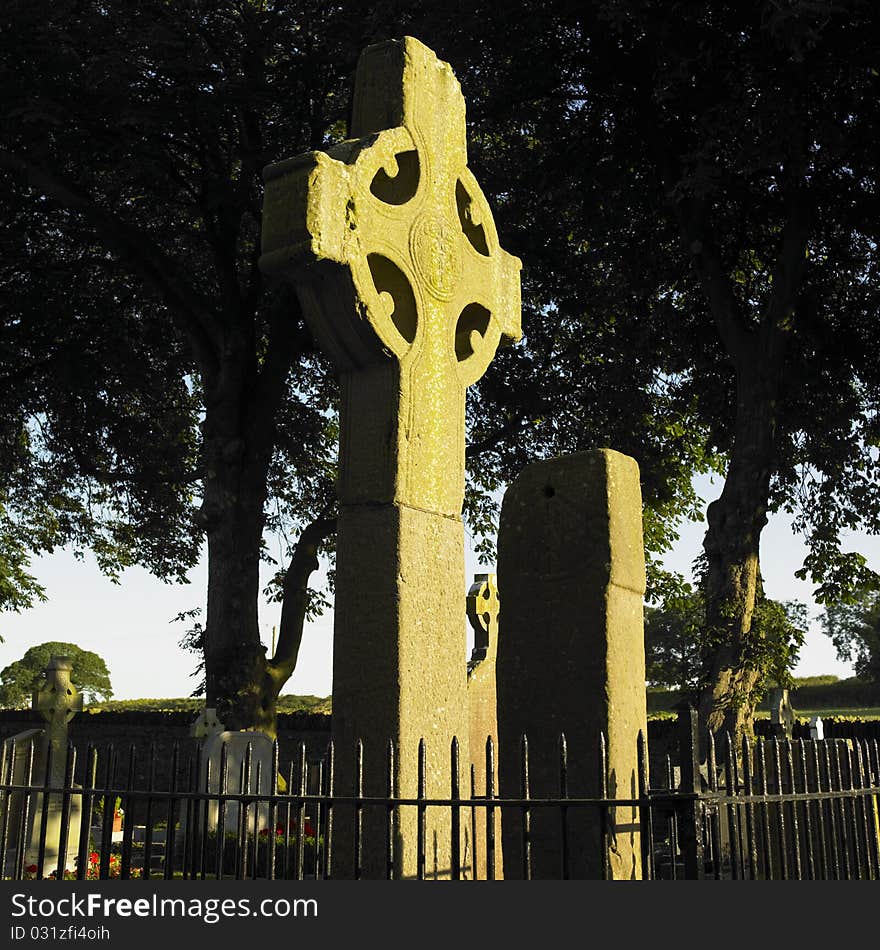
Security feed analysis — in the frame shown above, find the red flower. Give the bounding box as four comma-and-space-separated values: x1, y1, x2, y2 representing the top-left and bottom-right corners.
258, 828, 270, 837
25, 864, 38, 874
304, 821, 315, 837
89, 852, 100, 864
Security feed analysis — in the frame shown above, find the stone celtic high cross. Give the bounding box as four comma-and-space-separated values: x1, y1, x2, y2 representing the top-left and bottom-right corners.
260, 36, 521, 878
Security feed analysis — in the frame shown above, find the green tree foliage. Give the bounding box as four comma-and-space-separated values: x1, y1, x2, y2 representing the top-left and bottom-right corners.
644, 589, 704, 692
0, 0, 371, 732
0, 1, 715, 731
0, 641, 112, 708
431, 0, 880, 740
823, 591, 880, 681
4, 1, 878, 743
646, 588, 807, 699
0, 507, 46, 618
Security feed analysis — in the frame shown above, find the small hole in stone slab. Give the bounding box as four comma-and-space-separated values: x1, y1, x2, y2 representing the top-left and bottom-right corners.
543, 484, 555, 498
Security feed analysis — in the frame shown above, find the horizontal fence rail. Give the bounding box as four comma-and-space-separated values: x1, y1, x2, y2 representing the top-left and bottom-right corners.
2, 712, 878, 881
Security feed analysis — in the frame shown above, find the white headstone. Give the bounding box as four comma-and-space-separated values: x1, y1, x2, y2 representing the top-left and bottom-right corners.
197, 731, 275, 835
809, 716, 824, 740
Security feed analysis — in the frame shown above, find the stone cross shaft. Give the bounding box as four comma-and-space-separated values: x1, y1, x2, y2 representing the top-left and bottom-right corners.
261, 35, 521, 515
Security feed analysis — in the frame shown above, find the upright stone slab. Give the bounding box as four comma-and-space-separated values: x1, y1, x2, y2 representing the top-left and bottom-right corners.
496, 450, 648, 879
260, 36, 521, 878
466, 572, 503, 878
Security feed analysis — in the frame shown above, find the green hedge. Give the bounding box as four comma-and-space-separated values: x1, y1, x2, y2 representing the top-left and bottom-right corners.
83, 695, 332, 715
647, 677, 880, 715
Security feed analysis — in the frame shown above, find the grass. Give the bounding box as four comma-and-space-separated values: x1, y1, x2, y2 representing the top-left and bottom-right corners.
648, 707, 880, 722
775, 707, 880, 720
647, 676, 880, 721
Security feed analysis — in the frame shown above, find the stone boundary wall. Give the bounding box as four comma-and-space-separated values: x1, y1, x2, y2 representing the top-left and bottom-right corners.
0, 710, 332, 796
12, 712, 868, 796
1, 709, 677, 791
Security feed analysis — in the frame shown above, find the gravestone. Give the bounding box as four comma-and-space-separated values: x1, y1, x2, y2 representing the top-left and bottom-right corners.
1, 656, 83, 877
261, 35, 521, 878
496, 450, 648, 879
190, 707, 225, 740
769, 687, 795, 739
196, 731, 276, 837
466, 572, 503, 878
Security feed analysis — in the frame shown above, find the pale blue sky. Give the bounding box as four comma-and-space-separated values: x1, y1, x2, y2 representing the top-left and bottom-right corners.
0, 472, 869, 700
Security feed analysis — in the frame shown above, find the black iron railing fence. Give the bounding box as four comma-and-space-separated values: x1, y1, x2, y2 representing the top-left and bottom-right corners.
654, 708, 880, 879
2, 709, 878, 881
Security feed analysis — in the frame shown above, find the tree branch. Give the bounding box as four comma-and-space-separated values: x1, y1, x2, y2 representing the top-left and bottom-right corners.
765, 170, 810, 335
465, 415, 530, 460
0, 148, 221, 375
674, 194, 754, 365
270, 514, 337, 679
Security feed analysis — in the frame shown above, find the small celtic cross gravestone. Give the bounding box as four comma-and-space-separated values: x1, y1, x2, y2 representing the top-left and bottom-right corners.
466, 573, 502, 879
2, 656, 84, 874
34, 656, 83, 784
467, 572, 500, 673
261, 36, 521, 878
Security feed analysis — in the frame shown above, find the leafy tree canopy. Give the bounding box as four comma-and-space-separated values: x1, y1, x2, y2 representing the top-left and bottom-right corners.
4, 0, 878, 738
0, 640, 113, 708
449, 0, 880, 595
646, 587, 808, 697
0, 0, 713, 728
426, 0, 880, 738
0, 0, 365, 727
823, 591, 880, 681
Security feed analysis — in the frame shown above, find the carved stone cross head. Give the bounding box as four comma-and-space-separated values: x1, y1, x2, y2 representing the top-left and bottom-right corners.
261, 37, 522, 514
262, 35, 521, 380
33, 655, 83, 733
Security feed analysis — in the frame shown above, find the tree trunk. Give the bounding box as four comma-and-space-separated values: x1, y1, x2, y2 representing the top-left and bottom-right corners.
672, 181, 806, 752
200, 417, 274, 732
195, 327, 285, 735
197, 343, 334, 738
698, 360, 779, 746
